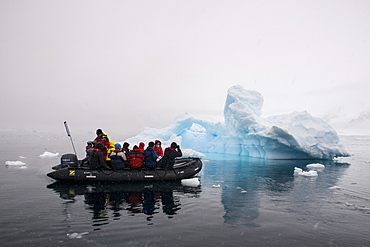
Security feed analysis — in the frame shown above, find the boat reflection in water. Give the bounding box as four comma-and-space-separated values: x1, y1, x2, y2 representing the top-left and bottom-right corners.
47, 180, 201, 229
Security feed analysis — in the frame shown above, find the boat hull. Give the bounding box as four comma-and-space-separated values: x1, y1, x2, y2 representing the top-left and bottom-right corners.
47, 158, 202, 182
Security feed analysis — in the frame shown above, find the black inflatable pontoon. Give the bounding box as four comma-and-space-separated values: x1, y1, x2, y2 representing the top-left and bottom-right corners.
47, 154, 202, 182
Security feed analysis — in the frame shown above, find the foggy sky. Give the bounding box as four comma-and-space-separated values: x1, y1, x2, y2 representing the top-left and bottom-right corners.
1, 0, 370, 137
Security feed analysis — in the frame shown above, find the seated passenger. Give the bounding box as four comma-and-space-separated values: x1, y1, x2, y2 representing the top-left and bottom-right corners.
127, 145, 145, 169
159, 142, 182, 170
144, 142, 158, 169
122, 142, 130, 158
109, 143, 127, 169
88, 142, 108, 169
85, 141, 93, 156
106, 140, 115, 162
138, 142, 145, 153
154, 140, 164, 159
92, 129, 110, 159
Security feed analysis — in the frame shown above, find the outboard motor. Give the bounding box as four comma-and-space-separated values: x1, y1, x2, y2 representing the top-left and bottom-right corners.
60, 154, 78, 168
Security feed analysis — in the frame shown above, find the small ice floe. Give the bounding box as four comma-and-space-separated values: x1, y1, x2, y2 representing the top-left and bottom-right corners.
5, 161, 27, 168
329, 186, 341, 190
67, 232, 89, 239
333, 156, 352, 164
306, 163, 325, 171
181, 177, 200, 187
236, 187, 247, 193
345, 203, 370, 213
39, 151, 59, 158
18, 156, 27, 159
212, 184, 221, 188
294, 167, 318, 177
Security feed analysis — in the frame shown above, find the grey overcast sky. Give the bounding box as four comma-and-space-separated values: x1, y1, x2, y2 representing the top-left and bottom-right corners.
1, 0, 369, 136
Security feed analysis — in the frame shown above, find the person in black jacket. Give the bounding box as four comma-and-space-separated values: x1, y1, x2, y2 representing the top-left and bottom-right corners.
160, 142, 182, 169
88, 142, 108, 169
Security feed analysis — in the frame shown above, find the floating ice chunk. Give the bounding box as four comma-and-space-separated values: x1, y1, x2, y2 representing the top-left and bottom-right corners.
294, 167, 303, 175
181, 178, 200, 187
329, 186, 341, 190
306, 163, 325, 171
182, 149, 205, 158
294, 167, 318, 177
5, 161, 26, 167
67, 232, 89, 239
39, 151, 59, 158
18, 156, 27, 159
212, 184, 221, 188
302, 170, 318, 177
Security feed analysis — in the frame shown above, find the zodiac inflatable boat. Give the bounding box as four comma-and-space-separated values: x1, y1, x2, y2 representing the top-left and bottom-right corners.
47, 154, 202, 182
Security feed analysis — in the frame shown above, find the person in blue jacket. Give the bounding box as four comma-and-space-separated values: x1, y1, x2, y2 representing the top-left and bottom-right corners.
144, 141, 158, 169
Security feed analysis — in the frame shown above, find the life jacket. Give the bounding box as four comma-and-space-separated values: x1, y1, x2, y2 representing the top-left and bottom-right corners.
128, 149, 145, 168
85, 146, 93, 155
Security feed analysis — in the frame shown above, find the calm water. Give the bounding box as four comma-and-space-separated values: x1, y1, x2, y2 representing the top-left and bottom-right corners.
0, 131, 369, 246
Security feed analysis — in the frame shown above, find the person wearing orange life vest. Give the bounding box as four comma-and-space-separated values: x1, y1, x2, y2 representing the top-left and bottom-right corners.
127, 145, 145, 169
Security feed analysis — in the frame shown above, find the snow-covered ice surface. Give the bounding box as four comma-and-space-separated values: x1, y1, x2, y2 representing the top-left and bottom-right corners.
294, 167, 318, 177
125, 85, 348, 159
181, 177, 200, 187
306, 163, 325, 171
39, 151, 59, 158
5, 160, 27, 168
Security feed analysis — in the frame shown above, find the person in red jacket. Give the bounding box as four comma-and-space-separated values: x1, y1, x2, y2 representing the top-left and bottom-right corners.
127, 145, 145, 169
154, 140, 164, 157
138, 142, 145, 153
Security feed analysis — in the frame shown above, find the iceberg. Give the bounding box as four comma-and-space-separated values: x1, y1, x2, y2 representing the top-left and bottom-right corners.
125, 85, 348, 160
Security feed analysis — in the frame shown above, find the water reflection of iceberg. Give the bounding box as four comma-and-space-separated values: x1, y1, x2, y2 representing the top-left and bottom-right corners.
47, 181, 201, 229
205, 156, 351, 227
